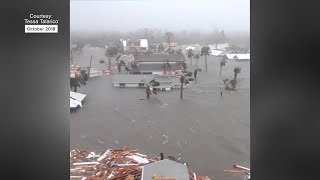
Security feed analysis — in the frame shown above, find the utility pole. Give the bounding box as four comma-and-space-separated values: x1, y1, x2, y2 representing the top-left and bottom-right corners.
180, 76, 185, 99
89, 55, 92, 77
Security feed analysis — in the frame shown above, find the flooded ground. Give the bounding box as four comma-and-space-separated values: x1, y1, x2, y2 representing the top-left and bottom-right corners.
70, 47, 250, 180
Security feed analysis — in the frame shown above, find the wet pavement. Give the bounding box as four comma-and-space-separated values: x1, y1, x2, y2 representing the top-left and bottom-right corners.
70, 47, 250, 180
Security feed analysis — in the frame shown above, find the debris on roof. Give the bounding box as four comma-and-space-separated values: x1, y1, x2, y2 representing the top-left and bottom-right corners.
70, 147, 211, 180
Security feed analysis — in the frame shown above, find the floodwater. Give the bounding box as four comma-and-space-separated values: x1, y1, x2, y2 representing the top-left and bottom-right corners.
70, 47, 250, 180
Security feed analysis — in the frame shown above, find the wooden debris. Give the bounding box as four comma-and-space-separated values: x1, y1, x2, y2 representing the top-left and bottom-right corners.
224, 164, 250, 179
70, 146, 210, 180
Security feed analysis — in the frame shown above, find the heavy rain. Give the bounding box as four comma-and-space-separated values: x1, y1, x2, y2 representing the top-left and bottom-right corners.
70, 1, 250, 180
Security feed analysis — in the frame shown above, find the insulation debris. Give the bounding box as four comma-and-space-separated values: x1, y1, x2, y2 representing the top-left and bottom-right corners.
70, 146, 210, 180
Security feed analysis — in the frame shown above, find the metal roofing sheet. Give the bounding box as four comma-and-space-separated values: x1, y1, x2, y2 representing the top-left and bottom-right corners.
70, 91, 86, 102
235, 54, 250, 60
142, 159, 189, 180
225, 54, 237, 59
70, 98, 82, 108
210, 50, 225, 56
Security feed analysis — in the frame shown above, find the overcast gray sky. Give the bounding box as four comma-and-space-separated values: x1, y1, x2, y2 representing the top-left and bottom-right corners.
71, 0, 250, 33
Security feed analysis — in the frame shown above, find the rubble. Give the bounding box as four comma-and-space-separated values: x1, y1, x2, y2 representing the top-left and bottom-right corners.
70, 146, 211, 180
224, 164, 250, 180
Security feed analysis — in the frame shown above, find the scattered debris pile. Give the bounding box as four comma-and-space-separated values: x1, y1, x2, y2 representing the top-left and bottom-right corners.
224, 164, 250, 180
70, 65, 83, 74
70, 147, 211, 180
102, 66, 118, 74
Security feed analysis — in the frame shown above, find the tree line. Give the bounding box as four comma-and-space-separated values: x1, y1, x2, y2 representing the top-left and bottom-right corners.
71, 28, 249, 50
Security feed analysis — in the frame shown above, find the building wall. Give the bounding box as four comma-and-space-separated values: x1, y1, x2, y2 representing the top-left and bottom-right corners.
140, 39, 148, 48
126, 84, 139, 87
152, 71, 163, 75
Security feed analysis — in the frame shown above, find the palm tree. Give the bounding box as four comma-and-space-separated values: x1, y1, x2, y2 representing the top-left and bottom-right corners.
164, 32, 174, 51
105, 50, 111, 68
118, 60, 131, 73
187, 49, 194, 66
115, 53, 122, 64
117, 60, 126, 73
194, 53, 200, 69
220, 30, 226, 43
234, 67, 241, 80
106, 46, 119, 68
223, 78, 237, 90
158, 44, 165, 52
70, 70, 88, 92
229, 79, 237, 89
163, 60, 171, 75
146, 79, 160, 99
200, 46, 211, 72
179, 72, 193, 98
220, 57, 227, 77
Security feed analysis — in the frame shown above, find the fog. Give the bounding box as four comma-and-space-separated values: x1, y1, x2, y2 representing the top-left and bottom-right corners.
71, 0, 250, 33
